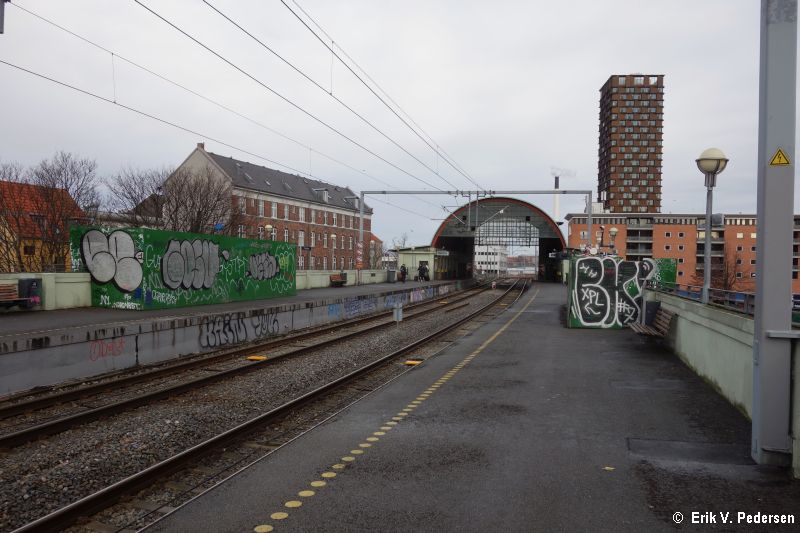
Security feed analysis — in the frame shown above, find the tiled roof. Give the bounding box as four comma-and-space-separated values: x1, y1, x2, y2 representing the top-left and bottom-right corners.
0, 180, 86, 238
207, 152, 373, 214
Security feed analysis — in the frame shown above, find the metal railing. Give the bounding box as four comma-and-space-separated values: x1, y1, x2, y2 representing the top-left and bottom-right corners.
648, 281, 758, 316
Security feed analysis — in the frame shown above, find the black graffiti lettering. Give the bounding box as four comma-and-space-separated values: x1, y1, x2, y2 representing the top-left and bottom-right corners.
251, 309, 280, 339
200, 312, 247, 348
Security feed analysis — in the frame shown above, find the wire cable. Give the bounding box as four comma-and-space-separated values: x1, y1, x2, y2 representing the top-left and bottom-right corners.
133, 0, 446, 193
282, 0, 486, 192
10, 2, 445, 214
0, 58, 438, 221
202, 0, 459, 191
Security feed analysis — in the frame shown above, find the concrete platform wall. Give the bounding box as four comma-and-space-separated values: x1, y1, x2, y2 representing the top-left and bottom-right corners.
0, 280, 466, 397
652, 291, 800, 477
0, 273, 91, 310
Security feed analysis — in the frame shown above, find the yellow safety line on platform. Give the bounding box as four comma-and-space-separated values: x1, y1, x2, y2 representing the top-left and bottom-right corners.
252, 287, 539, 532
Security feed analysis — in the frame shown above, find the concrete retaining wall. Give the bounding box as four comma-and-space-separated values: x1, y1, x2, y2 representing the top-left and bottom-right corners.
651, 291, 800, 477
0, 273, 91, 310
0, 280, 467, 397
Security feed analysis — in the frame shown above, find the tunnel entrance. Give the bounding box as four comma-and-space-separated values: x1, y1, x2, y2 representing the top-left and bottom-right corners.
430, 197, 565, 281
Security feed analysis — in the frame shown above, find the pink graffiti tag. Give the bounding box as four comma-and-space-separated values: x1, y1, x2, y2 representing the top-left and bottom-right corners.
88, 338, 126, 362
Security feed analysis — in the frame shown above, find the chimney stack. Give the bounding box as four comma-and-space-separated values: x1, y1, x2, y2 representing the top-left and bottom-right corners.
197, 142, 205, 150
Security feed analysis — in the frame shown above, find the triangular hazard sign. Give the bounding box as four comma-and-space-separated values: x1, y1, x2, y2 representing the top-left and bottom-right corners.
769, 148, 790, 166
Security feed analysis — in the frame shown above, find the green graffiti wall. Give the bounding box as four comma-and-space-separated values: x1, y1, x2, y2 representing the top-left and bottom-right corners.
567, 256, 677, 329
70, 226, 296, 310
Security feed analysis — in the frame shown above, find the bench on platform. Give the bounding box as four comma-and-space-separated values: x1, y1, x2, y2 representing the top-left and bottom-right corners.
329, 273, 347, 287
629, 308, 674, 338
0, 283, 31, 309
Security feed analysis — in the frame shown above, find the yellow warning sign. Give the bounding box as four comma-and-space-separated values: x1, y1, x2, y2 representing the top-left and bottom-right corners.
769, 148, 790, 166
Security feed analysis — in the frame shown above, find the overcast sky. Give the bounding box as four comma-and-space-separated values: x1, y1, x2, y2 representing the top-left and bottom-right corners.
0, 1, 795, 248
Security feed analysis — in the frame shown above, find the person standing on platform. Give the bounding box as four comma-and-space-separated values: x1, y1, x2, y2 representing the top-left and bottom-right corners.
400, 264, 407, 283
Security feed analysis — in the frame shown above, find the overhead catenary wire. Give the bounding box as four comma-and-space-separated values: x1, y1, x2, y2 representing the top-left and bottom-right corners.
133, 0, 448, 193
281, 0, 487, 193
201, 0, 459, 191
0, 59, 433, 220
9, 2, 444, 213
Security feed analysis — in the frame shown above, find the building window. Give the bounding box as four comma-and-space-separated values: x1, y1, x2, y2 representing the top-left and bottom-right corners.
750, 273, 756, 278
333, 213, 337, 226
298, 230, 305, 247
284, 206, 289, 220
736, 245, 743, 251
311, 232, 316, 247
298, 255, 304, 269
271, 203, 277, 218
332, 256, 337, 270
665, 245, 671, 251
737, 259, 743, 265
678, 245, 684, 251
323, 257, 327, 270
736, 272, 743, 278
332, 235, 337, 250
258, 226, 264, 240
349, 236, 353, 250
618, 76, 626, 84
751, 259, 756, 265
665, 232, 671, 238
310, 256, 315, 269
284, 229, 289, 241
323, 233, 328, 248
751, 233, 757, 239
678, 232, 684, 238
23, 245, 35, 255
299, 208, 306, 222
678, 258, 684, 264
751, 246, 756, 252
238, 225, 245, 238
311, 208, 316, 222
259, 201, 264, 217
736, 232, 744, 238
649, 76, 658, 85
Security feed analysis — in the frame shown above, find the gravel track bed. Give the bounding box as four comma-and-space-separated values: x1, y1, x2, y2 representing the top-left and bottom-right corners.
0, 289, 501, 531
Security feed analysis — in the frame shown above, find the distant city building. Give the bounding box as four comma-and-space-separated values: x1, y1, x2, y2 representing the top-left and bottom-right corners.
474, 245, 508, 275
565, 212, 800, 293
598, 74, 664, 213
171, 143, 381, 271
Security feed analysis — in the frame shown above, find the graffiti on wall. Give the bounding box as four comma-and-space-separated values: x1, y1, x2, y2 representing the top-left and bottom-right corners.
71, 226, 296, 310
199, 309, 283, 349
568, 256, 676, 329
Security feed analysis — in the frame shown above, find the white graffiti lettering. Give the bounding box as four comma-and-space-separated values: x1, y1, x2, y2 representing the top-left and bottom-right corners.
200, 312, 247, 348
81, 229, 143, 292
162, 239, 221, 290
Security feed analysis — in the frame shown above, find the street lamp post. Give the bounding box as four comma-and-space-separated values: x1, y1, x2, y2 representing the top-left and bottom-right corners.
696, 148, 728, 304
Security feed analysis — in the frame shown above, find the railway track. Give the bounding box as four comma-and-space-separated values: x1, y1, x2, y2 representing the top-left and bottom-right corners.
0, 283, 491, 447
9, 279, 528, 533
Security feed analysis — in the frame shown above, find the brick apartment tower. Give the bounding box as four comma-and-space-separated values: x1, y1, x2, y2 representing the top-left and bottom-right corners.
597, 74, 664, 213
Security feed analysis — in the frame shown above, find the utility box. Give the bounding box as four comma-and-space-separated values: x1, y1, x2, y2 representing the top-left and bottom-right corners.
17, 278, 41, 309
387, 269, 397, 283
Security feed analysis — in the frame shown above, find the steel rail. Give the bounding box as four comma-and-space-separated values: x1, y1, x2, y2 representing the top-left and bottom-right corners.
11, 280, 523, 533
0, 283, 492, 448
0, 283, 486, 420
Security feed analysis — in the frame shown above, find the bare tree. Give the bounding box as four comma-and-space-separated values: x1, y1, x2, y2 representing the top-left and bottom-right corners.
0, 153, 98, 272
392, 232, 409, 249
691, 249, 752, 292
106, 166, 171, 227
0, 161, 29, 272
161, 165, 242, 235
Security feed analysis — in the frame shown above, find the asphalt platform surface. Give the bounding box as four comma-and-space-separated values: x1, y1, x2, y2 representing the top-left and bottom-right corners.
147, 283, 800, 532
0, 280, 450, 338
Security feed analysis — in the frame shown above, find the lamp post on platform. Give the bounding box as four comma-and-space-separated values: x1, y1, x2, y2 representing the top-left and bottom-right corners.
609, 226, 618, 255
696, 148, 728, 304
